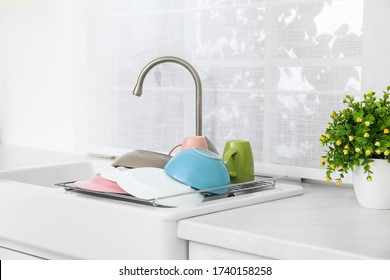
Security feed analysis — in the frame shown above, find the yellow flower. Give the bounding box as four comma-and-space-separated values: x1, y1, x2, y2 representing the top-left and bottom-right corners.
384, 128, 389, 134
367, 176, 372, 182
326, 123, 331, 129
329, 164, 335, 170
319, 135, 325, 141
344, 144, 349, 149
365, 121, 370, 127
375, 141, 381, 147
320, 162, 325, 167
323, 157, 329, 162
355, 147, 361, 153
343, 149, 348, 155
364, 132, 370, 138
365, 150, 371, 156
349, 135, 354, 141
385, 150, 390, 156
356, 117, 362, 123
338, 165, 343, 170
330, 111, 336, 118
336, 140, 342, 146
326, 177, 331, 182
376, 149, 381, 155
335, 179, 341, 185
326, 133, 331, 139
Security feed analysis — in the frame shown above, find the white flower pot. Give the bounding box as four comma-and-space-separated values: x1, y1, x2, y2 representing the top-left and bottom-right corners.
353, 159, 390, 209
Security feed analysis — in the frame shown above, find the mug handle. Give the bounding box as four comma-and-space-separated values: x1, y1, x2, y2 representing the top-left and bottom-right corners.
223, 148, 238, 177
168, 143, 182, 156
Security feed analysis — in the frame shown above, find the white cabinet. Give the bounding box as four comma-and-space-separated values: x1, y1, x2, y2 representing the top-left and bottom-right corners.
188, 242, 273, 260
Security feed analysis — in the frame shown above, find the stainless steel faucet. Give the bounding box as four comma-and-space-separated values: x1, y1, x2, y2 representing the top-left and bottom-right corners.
133, 56, 202, 136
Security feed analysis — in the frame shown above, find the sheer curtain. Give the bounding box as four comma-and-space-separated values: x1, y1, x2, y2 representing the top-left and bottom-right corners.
75, 0, 389, 180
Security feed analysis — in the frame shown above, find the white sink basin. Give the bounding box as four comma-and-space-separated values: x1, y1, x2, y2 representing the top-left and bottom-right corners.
0, 160, 189, 259
0, 161, 105, 188
0, 160, 303, 259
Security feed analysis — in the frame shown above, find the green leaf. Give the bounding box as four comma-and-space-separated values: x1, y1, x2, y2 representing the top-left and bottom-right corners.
365, 114, 375, 123
353, 110, 364, 121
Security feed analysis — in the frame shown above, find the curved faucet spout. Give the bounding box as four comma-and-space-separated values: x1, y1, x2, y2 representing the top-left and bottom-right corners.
132, 56, 202, 136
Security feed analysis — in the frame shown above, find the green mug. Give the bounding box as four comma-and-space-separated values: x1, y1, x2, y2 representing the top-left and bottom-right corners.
223, 140, 254, 184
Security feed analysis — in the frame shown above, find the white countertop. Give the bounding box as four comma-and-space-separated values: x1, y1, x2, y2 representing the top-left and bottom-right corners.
178, 181, 390, 259
1, 145, 390, 260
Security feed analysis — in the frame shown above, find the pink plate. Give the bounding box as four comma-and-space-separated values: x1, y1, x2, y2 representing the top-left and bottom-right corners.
74, 175, 128, 194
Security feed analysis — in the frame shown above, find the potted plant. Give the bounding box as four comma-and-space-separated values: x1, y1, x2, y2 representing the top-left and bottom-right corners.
320, 86, 390, 209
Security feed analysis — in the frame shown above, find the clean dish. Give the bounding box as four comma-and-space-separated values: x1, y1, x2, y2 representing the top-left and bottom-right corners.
74, 175, 128, 194
168, 136, 219, 156
223, 140, 254, 184
100, 165, 123, 182
164, 148, 230, 195
112, 150, 171, 169
115, 167, 204, 207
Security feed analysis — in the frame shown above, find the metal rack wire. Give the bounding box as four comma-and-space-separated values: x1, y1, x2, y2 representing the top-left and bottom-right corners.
55, 176, 281, 207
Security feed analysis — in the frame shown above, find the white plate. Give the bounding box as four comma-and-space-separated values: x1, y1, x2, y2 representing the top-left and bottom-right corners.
100, 165, 121, 182
100, 165, 129, 182
116, 167, 204, 207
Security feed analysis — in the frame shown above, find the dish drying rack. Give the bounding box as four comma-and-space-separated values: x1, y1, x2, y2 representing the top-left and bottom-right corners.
55, 176, 282, 207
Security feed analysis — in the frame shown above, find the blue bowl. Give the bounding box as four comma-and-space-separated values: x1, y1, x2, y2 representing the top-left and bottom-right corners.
164, 148, 230, 195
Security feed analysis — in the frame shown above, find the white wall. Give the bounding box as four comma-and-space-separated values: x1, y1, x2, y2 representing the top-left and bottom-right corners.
0, 0, 74, 151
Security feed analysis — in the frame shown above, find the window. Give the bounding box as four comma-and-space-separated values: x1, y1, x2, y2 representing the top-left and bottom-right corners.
76, 0, 384, 181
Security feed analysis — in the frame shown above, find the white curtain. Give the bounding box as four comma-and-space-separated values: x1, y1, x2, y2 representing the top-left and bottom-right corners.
75, 0, 385, 180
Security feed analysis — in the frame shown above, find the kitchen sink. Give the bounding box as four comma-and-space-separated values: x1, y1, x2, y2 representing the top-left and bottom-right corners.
0, 160, 303, 259
0, 161, 105, 188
